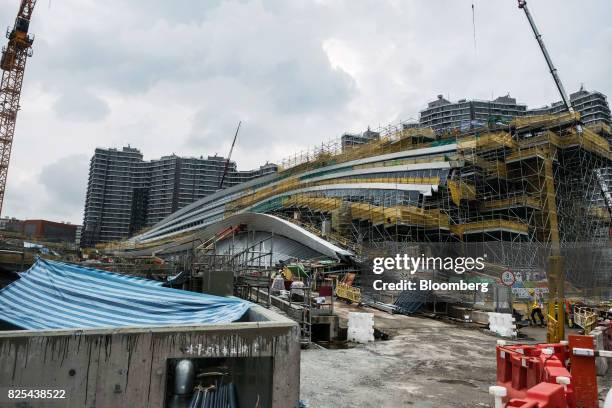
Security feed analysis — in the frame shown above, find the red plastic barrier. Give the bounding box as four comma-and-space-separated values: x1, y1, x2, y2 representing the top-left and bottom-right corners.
495, 335, 604, 407
496, 342, 574, 406
568, 335, 598, 408
507, 402, 538, 408
508, 383, 566, 407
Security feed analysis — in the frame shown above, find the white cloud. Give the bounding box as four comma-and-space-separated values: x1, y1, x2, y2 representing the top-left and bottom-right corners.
0, 0, 609, 224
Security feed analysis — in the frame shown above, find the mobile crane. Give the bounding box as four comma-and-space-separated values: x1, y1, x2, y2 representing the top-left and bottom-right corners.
517, 0, 575, 342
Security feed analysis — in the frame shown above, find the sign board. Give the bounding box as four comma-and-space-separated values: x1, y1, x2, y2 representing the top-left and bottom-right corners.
501, 269, 516, 287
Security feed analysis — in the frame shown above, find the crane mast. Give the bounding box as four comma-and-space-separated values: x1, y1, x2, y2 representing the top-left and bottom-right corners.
518, 0, 574, 114
0, 0, 36, 215
218, 121, 241, 190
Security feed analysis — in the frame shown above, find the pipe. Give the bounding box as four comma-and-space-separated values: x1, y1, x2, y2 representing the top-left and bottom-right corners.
174, 359, 195, 395
189, 388, 202, 408
229, 383, 238, 408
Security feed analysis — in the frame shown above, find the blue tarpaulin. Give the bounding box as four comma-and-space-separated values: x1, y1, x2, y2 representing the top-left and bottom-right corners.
0, 258, 250, 330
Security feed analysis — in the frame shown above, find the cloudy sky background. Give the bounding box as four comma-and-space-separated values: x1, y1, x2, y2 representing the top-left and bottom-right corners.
0, 0, 610, 224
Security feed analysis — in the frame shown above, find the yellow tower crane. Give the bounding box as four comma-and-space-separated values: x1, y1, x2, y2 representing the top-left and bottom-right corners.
0, 0, 37, 215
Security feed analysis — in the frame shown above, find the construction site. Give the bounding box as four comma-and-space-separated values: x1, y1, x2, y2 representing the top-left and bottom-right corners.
88, 88, 612, 405
1, 0, 612, 407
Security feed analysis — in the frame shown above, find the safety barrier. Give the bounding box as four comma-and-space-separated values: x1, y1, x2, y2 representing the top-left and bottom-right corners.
495, 341, 574, 406
493, 335, 605, 407
488, 312, 517, 338
347, 312, 374, 343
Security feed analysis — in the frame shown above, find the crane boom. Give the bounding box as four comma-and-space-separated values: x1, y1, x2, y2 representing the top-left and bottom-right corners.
218, 121, 241, 190
518, 0, 574, 114
518, 0, 575, 343
0, 0, 37, 215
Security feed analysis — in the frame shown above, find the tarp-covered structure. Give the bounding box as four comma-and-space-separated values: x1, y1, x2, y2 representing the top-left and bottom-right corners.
0, 258, 250, 330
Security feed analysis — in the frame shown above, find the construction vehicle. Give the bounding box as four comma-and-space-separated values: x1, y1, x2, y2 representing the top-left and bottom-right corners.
518, 0, 577, 343
0, 0, 36, 215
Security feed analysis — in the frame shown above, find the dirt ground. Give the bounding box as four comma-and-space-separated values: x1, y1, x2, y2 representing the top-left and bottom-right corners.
299, 304, 612, 407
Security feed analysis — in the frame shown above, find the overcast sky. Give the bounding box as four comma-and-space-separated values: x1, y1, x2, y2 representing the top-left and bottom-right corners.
0, 0, 610, 224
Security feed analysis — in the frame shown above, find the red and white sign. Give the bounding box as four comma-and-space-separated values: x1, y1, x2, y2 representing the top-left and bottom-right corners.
501, 269, 516, 287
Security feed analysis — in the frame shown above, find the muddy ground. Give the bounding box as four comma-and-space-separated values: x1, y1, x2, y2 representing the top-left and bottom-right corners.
300, 304, 612, 407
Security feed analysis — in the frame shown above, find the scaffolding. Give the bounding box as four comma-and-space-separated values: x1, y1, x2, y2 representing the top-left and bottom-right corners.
189, 225, 346, 345
235, 112, 612, 308
119, 111, 612, 321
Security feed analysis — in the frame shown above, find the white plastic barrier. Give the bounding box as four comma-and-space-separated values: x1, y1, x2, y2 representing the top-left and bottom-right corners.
487, 312, 516, 338
590, 326, 609, 376
348, 312, 375, 343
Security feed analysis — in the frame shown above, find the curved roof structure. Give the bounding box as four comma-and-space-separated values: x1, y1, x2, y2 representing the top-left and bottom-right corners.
133, 141, 459, 244
191, 213, 352, 259
123, 213, 352, 261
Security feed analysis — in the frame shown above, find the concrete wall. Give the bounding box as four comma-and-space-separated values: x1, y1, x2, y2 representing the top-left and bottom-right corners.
0, 306, 300, 408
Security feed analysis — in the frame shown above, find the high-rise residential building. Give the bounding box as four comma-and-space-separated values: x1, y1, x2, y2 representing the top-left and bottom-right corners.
528, 86, 612, 126
145, 155, 277, 226
81, 147, 277, 246
419, 94, 528, 133
419, 87, 611, 133
341, 128, 380, 151
81, 146, 145, 247
226, 162, 279, 185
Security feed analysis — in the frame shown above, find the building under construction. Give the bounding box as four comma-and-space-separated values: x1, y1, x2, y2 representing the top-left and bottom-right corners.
108, 0, 612, 347
123, 110, 612, 308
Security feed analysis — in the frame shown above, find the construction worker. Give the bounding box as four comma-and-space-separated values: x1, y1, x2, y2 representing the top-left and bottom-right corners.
529, 289, 545, 327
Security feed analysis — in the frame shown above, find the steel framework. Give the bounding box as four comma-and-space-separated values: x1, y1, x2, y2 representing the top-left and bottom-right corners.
257, 114, 612, 304
0, 0, 36, 214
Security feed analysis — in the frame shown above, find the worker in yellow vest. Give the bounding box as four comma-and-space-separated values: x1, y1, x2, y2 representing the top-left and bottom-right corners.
529, 289, 545, 327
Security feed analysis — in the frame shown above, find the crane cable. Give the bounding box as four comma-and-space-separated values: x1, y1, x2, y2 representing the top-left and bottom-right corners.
471, 1, 477, 54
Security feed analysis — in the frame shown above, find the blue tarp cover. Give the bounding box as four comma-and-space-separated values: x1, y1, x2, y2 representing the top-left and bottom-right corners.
0, 258, 250, 330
